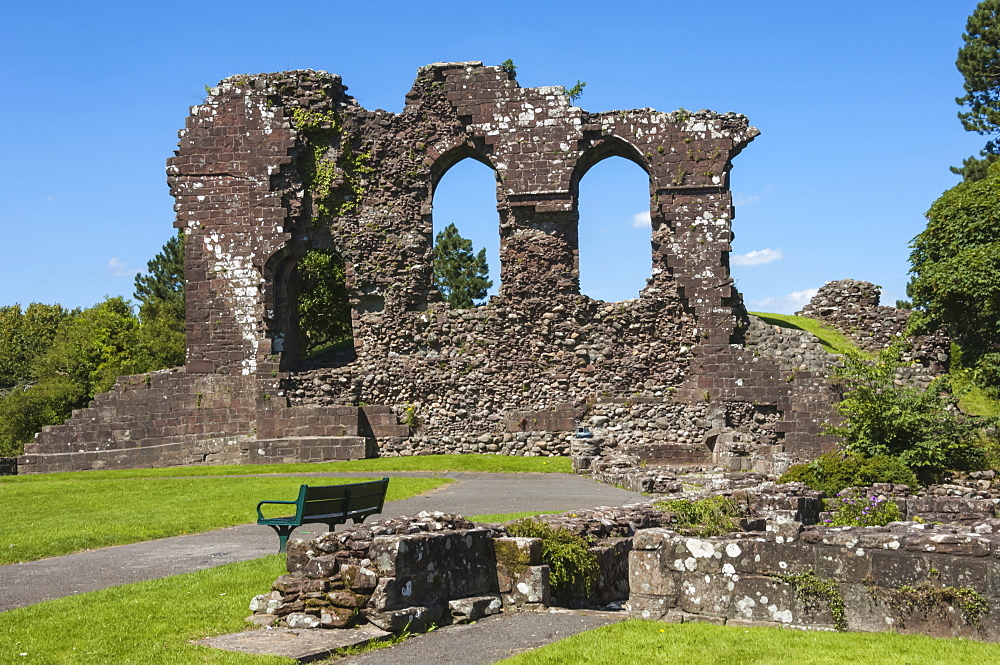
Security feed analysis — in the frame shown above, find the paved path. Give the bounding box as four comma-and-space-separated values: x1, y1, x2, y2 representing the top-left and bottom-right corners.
346, 609, 626, 664
0, 472, 645, 612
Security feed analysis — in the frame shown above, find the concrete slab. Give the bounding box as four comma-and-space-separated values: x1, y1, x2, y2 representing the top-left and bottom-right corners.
195, 625, 390, 662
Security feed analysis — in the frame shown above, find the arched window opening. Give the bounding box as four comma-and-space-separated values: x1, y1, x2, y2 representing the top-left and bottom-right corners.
431, 157, 500, 307
296, 248, 354, 366
577, 156, 652, 301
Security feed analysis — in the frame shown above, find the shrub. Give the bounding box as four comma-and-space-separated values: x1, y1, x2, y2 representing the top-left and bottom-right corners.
827, 345, 990, 483
506, 518, 598, 601
780, 452, 919, 494
653, 495, 741, 537
825, 490, 902, 527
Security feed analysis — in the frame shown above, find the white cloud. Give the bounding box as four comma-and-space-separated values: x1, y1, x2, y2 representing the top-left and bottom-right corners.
733, 194, 760, 207
107, 258, 133, 277
631, 211, 651, 228
731, 248, 783, 266
749, 288, 819, 315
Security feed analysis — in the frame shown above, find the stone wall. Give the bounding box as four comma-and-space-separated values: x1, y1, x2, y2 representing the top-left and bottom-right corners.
629, 521, 1000, 641
0, 457, 16, 476
797, 279, 950, 379
18, 369, 369, 473
22, 63, 847, 473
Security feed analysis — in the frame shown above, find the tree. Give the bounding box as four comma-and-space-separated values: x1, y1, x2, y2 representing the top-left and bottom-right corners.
909, 159, 1000, 389
297, 249, 353, 355
0, 297, 164, 455
432, 223, 492, 309
134, 231, 185, 326
952, 1, 1000, 180
133, 232, 186, 369
0, 303, 74, 391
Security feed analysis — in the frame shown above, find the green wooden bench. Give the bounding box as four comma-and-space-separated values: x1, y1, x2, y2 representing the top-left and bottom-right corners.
256, 477, 390, 552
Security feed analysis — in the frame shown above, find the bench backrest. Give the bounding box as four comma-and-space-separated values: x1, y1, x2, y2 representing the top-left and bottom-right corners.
297, 477, 389, 521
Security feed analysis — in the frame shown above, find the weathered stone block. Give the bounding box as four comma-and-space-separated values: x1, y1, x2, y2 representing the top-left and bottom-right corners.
285, 612, 321, 629
505, 565, 550, 608
340, 564, 378, 592
365, 604, 443, 632
448, 595, 502, 623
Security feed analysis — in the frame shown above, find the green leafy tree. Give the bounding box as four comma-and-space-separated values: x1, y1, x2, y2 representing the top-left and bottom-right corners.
0, 297, 164, 455
909, 159, 1000, 388
952, 0, 1000, 180
297, 249, 353, 355
432, 223, 492, 309
0, 303, 74, 391
826, 345, 988, 483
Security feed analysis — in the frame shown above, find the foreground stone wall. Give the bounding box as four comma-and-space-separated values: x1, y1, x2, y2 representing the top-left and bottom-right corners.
22, 63, 848, 473
629, 522, 1000, 641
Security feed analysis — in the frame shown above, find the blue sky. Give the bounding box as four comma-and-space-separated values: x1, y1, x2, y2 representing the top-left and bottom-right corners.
0, 1, 986, 314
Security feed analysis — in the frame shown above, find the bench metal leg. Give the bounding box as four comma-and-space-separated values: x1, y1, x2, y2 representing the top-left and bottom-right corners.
267, 525, 296, 553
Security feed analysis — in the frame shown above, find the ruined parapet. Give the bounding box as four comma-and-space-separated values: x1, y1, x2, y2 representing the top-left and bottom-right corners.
629, 521, 1000, 640
798, 279, 950, 376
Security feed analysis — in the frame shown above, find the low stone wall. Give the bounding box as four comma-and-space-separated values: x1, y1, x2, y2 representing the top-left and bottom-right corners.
0, 457, 16, 476
250, 513, 548, 632
17, 370, 373, 474
629, 521, 1000, 640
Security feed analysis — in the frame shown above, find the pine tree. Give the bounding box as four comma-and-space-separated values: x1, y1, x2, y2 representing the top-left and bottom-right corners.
134, 232, 185, 325
433, 223, 492, 309
952, 0, 1000, 180
133, 232, 186, 369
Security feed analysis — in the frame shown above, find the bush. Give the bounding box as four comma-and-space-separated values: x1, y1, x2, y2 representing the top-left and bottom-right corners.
824, 490, 902, 527
780, 452, 919, 495
653, 495, 742, 537
506, 518, 598, 601
828, 345, 990, 483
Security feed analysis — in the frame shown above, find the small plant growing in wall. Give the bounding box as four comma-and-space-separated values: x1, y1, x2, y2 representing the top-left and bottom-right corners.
823, 490, 901, 527
773, 570, 847, 631
653, 495, 741, 537
564, 81, 586, 103
500, 59, 517, 77
506, 518, 598, 602
400, 404, 421, 429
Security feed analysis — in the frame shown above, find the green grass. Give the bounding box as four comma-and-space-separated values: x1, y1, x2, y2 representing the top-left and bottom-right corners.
0, 454, 571, 485
1, 555, 292, 664
500, 619, 1000, 664
467, 511, 559, 523
0, 476, 447, 565
751, 311, 864, 357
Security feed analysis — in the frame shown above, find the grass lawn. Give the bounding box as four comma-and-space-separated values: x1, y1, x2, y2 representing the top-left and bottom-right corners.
1, 555, 292, 664
0, 454, 571, 485
0, 475, 447, 565
500, 619, 1000, 664
751, 311, 864, 357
